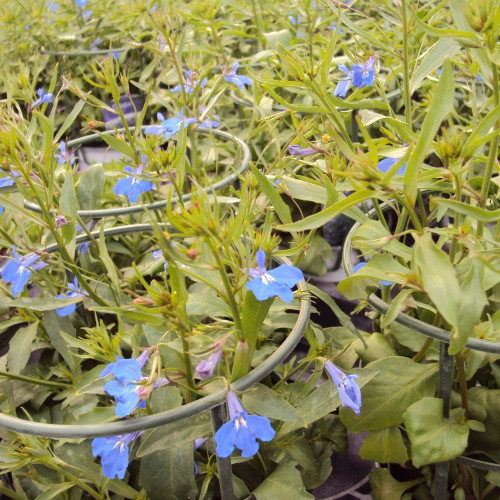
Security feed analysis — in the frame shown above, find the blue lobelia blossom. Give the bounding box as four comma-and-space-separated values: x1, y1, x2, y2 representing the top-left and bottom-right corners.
288, 144, 317, 156
214, 391, 275, 458
100, 352, 150, 418
324, 360, 362, 415
75, 0, 88, 6
377, 157, 407, 176
193, 437, 208, 475
46, 1, 59, 12
224, 62, 253, 90
92, 432, 142, 479
55, 141, 76, 165
54, 277, 88, 317
171, 69, 207, 94
246, 249, 303, 303
31, 88, 53, 109
153, 250, 168, 272
353, 262, 392, 287
289, 14, 302, 25
144, 110, 197, 140
113, 160, 154, 204
334, 64, 355, 98
195, 348, 222, 378
1, 245, 48, 298
352, 56, 376, 89
0, 172, 17, 188
0, 206, 3, 215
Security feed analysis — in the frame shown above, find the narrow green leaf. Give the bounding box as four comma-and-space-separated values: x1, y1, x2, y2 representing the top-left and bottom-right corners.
10, 297, 84, 311
241, 290, 273, 349
404, 60, 454, 205
55, 100, 85, 142
99, 132, 135, 159
8, 322, 39, 374
99, 224, 121, 295
431, 198, 500, 222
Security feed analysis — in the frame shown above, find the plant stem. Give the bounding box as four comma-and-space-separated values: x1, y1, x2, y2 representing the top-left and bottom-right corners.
412, 337, 433, 362
394, 193, 423, 232
0, 371, 71, 389
477, 61, 499, 237
454, 352, 468, 419
401, 0, 412, 131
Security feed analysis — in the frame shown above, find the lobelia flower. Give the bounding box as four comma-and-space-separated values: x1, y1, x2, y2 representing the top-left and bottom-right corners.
224, 62, 253, 90
153, 250, 168, 272
289, 14, 302, 25
353, 261, 392, 287
0, 206, 3, 215
75, 0, 88, 6
171, 69, 207, 94
90, 37, 102, 51
1, 245, 48, 298
76, 221, 96, 255
31, 88, 53, 109
377, 157, 407, 176
92, 432, 142, 479
196, 348, 222, 378
324, 360, 362, 415
54, 214, 67, 227
144, 110, 197, 140
198, 107, 220, 129
113, 159, 154, 203
351, 56, 377, 89
288, 144, 318, 156
0, 173, 17, 188
55, 141, 76, 165
46, 1, 59, 13
54, 277, 88, 317
246, 249, 303, 303
214, 391, 275, 458
100, 352, 150, 418
193, 437, 208, 475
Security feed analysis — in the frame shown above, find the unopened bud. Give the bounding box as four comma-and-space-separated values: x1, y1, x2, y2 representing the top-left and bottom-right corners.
187, 249, 198, 259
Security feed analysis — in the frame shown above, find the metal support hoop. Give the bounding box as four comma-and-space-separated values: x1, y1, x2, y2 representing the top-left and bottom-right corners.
41, 47, 130, 57
22, 127, 251, 219
0, 222, 310, 438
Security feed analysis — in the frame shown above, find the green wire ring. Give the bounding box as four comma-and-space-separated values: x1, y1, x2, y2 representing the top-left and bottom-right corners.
22, 127, 251, 219
41, 47, 129, 57
0, 222, 310, 438
342, 205, 500, 354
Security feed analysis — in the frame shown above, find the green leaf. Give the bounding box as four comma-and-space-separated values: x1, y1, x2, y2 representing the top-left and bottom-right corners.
404, 60, 454, 205
250, 163, 292, 225
410, 38, 461, 94
353, 332, 397, 365
99, 224, 121, 296
10, 297, 84, 312
36, 483, 74, 500
431, 198, 500, 222
340, 357, 438, 433
99, 132, 135, 159
139, 443, 197, 500
277, 189, 373, 232
186, 293, 232, 318
253, 461, 313, 500
242, 384, 302, 423
413, 233, 461, 350
77, 165, 104, 210
263, 30, 293, 48
241, 290, 273, 349
370, 468, 424, 500
59, 173, 78, 257
280, 177, 327, 204
8, 322, 39, 374
136, 412, 211, 457
360, 426, 408, 463
55, 100, 85, 142
462, 104, 500, 159
381, 289, 415, 328
403, 397, 470, 467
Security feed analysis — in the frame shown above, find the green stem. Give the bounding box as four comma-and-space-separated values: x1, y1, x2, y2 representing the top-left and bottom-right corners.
372, 198, 390, 232
412, 337, 433, 363
401, 0, 412, 131
0, 371, 71, 389
477, 60, 499, 237
450, 172, 462, 262
394, 193, 423, 232
180, 335, 195, 403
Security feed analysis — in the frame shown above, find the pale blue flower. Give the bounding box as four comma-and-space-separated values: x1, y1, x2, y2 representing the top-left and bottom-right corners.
171, 69, 207, 94
32, 88, 53, 109
92, 432, 142, 479
113, 161, 154, 203
352, 56, 376, 89
224, 62, 252, 90
377, 157, 406, 175
288, 145, 317, 156
55, 278, 88, 316
214, 391, 275, 458
247, 249, 303, 303
153, 250, 168, 272
196, 349, 221, 378
144, 110, 197, 140
324, 360, 362, 415
55, 141, 76, 165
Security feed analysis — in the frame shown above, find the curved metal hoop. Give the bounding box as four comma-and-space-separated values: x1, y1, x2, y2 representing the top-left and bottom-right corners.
22, 127, 251, 219
0, 223, 310, 438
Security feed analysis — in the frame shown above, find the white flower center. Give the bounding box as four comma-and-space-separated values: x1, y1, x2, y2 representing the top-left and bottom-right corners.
261, 273, 276, 286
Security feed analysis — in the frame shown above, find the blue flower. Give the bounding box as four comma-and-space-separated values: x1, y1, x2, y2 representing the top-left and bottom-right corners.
353, 261, 392, 287
153, 250, 168, 272
352, 56, 376, 89
144, 110, 197, 140
289, 14, 302, 25
193, 437, 207, 475
46, 1, 59, 12
75, 0, 88, 6
0, 206, 3, 214
288, 144, 317, 156
334, 56, 376, 98
247, 249, 303, 303
1, 245, 48, 298
55, 278, 88, 317
195, 348, 221, 378
90, 37, 102, 51
198, 108, 220, 129
324, 360, 362, 415
0, 173, 17, 188
76, 221, 96, 254
328, 22, 343, 34
214, 391, 275, 458
92, 432, 141, 479
224, 62, 252, 90
171, 69, 207, 94
100, 353, 150, 418
31, 88, 53, 109
55, 141, 76, 165
113, 160, 154, 203
377, 157, 406, 175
